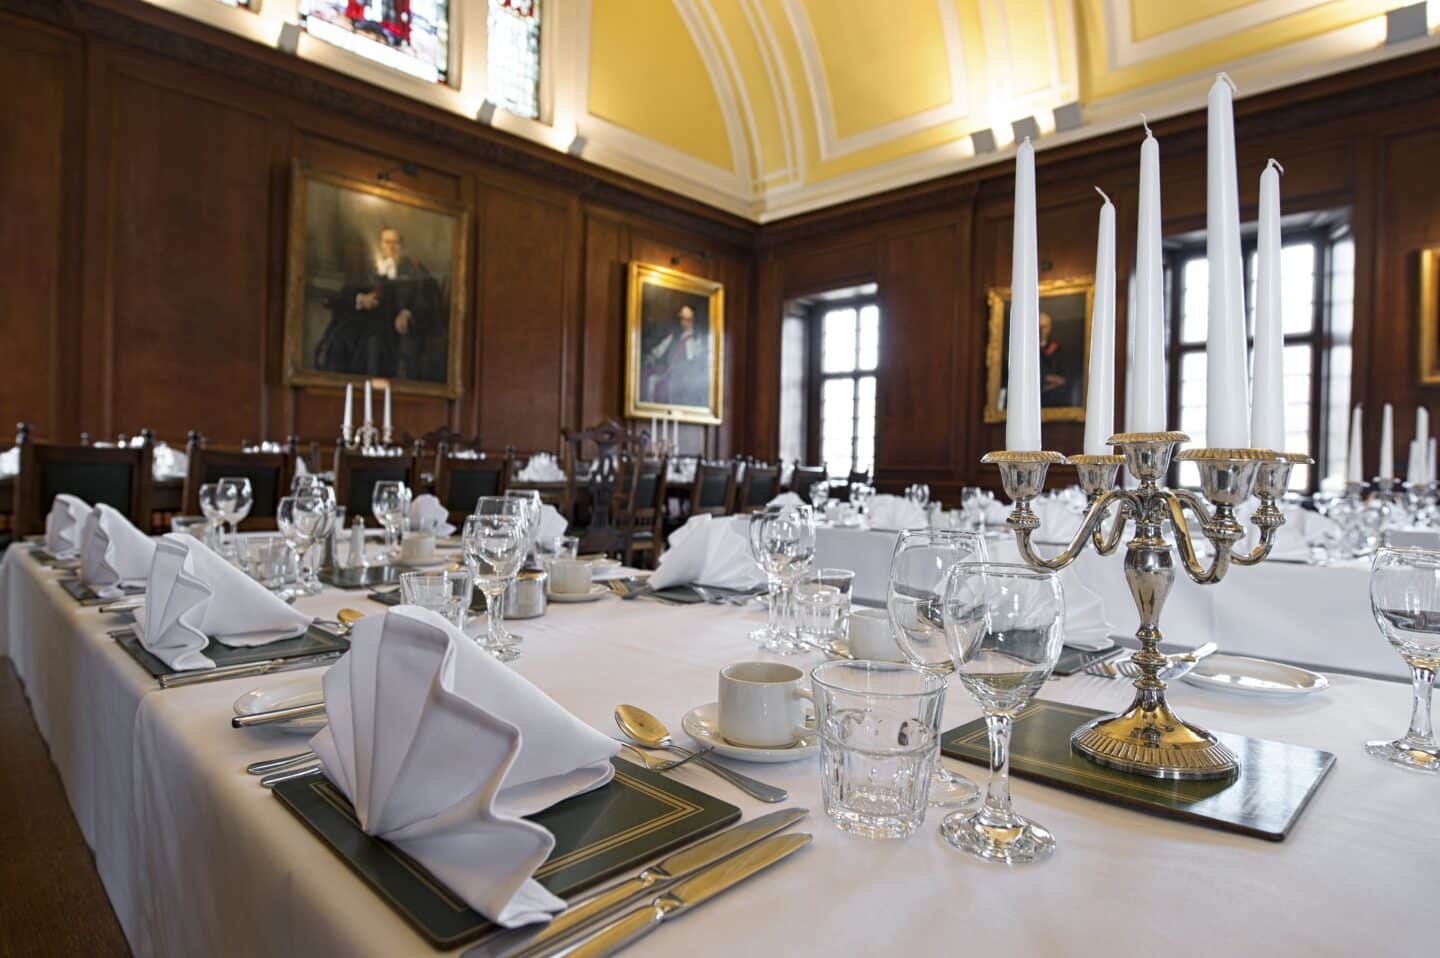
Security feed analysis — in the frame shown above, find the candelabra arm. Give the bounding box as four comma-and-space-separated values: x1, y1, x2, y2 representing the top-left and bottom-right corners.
1013, 489, 1129, 571
1162, 492, 1233, 585
1171, 488, 1215, 527
1090, 498, 1132, 555
1229, 523, 1279, 566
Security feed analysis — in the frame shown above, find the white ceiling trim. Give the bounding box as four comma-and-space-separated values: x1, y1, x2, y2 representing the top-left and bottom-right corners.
1103, 0, 1339, 71
673, 0, 755, 189
739, 0, 803, 188
783, 0, 969, 163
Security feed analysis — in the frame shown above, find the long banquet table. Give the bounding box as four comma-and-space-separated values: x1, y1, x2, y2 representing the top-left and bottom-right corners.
1, 545, 1434, 957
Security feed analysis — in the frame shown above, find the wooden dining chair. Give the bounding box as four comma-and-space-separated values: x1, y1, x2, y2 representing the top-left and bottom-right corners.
11, 423, 155, 537
180, 432, 296, 531
736, 461, 781, 513
332, 446, 422, 522
689, 459, 736, 517
433, 445, 510, 525
789, 463, 828, 503
619, 456, 668, 569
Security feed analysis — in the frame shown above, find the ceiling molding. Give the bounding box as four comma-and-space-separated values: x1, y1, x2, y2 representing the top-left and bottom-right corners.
1103, 0, 1335, 70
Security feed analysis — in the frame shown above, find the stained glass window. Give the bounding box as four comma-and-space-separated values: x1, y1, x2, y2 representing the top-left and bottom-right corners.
488, 0, 542, 120
299, 1, 451, 84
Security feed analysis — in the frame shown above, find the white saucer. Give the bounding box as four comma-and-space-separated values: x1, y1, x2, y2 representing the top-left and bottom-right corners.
233, 675, 325, 734
1181, 653, 1329, 698
681, 702, 818, 763
582, 556, 622, 569
547, 584, 610, 603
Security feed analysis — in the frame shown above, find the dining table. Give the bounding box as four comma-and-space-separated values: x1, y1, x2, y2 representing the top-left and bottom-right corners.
0, 542, 1434, 958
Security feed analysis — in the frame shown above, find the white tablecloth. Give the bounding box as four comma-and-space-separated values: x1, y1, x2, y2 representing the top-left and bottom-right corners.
1, 546, 1435, 957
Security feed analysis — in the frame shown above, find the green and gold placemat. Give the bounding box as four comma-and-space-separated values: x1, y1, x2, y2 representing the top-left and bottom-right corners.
57, 578, 144, 606
941, 700, 1335, 841
273, 758, 741, 949
112, 625, 349, 679
28, 545, 75, 567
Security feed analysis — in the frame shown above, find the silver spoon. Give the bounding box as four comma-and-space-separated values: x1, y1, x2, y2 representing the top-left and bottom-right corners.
246, 750, 317, 775
614, 704, 787, 803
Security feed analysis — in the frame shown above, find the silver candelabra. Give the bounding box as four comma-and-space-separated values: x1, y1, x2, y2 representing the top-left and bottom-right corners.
987, 432, 1310, 780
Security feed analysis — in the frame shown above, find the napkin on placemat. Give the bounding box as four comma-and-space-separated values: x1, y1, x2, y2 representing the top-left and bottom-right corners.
45, 494, 91, 558
537, 503, 567, 540
310, 606, 619, 928
79, 504, 156, 599
766, 491, 805, 509
865, 494, 928, 530
409, 494, 456, 537
649, 515, 765, 591
132, 533, 313, 671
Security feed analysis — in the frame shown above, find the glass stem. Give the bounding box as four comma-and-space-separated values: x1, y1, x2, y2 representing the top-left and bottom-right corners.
488, 588, 508, 647
982, 713, 1015, 823
1406, 665, 1436, 745
765, 574, 784, 634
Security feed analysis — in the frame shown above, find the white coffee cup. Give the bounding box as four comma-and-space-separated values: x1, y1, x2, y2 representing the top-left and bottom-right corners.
848, 607, 904, 662
399, 532, 435, 564
548, 558, 593, 595
717, 661, 814, 748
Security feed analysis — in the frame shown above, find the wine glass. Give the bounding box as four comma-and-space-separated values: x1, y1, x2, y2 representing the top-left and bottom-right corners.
277, 493, 331, 595
887, 528, 988, 808
906, 483, 931, 508
1366, 547, 1440, 771
462, 513, 526, 662
940, 561, 1065, 863
746, 504, 816, 654
196, 483, 225, 552
810, 482, 831, 514
371, 481, 411, 560
215, 476, 253, 557
504, 488, 544, 562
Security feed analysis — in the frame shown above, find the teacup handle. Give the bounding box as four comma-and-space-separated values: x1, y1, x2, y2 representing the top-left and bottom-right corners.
793, 686, 816, 740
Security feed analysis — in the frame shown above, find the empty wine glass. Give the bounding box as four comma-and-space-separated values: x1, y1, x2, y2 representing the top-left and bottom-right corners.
1366, 546, 1440, 772
196, 483, 225, 552
277, 492, 331, 595
462, 513, 526, 662
810, 482, 831, 513
888, 528, 988, 808
215, 476, 253, 557
371, 481, 411, 560
747, 503, 816, 654
940, 561, 1065, 863
906, 483, 931, 508
504, 488, 544, 562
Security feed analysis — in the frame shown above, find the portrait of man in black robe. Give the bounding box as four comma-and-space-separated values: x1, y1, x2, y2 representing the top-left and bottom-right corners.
640, 292, 713, 409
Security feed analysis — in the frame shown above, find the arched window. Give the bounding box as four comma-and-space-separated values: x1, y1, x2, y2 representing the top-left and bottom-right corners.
488, 0, 542, 120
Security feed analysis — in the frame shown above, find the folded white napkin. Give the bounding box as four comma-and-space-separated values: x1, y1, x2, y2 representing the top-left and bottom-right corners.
0, 446, 17, 478
310, 606, 618, 927
650, 515, 765, 590
294, 457, 310, 476
983, 499, 1011, 525
516, 453, 565, 483
1033, 495, 1085, 544
45, 494, 91, 558
1237, 501, 1336, 561
537, 503, 567, 540
766, 491, 805, 509
1059, 570, 1115, 650
151, 442, 189, 481
79, 504, 156, 599
132, 533, 313, 671
408, 494, 456, 537
865, 494, 928, 531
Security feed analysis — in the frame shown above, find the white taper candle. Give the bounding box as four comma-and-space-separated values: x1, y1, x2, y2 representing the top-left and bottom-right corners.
1347, 405, 1363, 484
1251, 159, 1285, 451
1006, 138, 1042, 451
1083, 188, 1116, 455
1205, 74, 1250, 448
1380, 403, 1394, 479
1130, 117, 1166, 432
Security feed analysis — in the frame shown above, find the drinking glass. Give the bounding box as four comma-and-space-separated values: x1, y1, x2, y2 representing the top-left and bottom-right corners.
215, 476, 253, 556
1366, 547, 1440, 771
277, 492, 331, 595
239, 534, 288, 589
291, 473, 325, 496
371, 481, 411, 559
747, 504, 816, 654
196, 484, 225, 552
537, 534, 580, 572
400, 569, 474, 631
940, 562, 1065, 863
906, 484, 931, 508
795, 584, 848, 653
888, 529, 988, 808
474, 497, 530, 642
462, 513, 527, 661
810, 482, 831, 513
812, 660, 947, 839
850, 483, 875, 518
504, 489, 544, 562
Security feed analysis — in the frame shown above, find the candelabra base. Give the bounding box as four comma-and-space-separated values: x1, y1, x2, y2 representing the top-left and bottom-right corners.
1070, 692, 1239, 781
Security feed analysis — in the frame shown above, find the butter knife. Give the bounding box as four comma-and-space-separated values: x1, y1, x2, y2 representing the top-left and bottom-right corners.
548, 833, 812, 958
159, 651, 342, 689
469, 808, 808, 958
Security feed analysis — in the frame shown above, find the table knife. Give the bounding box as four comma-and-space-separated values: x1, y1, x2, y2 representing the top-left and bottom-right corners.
469, 807, 808, 958
159, 651, 342, 689
547, 833, 812, 958
231, 700, 329, 728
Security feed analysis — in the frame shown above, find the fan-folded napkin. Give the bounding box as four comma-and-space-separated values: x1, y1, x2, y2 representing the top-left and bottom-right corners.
537, 503, 568, 540
516, 453, 565, 483
132, 533, 313, 671
866, 494, 929, 530
310, 606, 619, 927
79, 504, 156, 598
766, 491, 805, 509
408, 494, 456, 537
45, 494, 91, 557
649, 515, 765, 590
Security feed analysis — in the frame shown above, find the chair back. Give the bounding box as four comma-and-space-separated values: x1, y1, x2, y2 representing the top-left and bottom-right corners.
737, 461, 780, 512
12, 423, 154, 536
689, 460, 735, 516
333, 447, 420, 520
433, 447, 509, 523
181, 432, 294, 530
789, 463, 827, 502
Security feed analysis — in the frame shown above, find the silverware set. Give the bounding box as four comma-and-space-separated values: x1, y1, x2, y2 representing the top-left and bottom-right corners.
613, 704, 787, 803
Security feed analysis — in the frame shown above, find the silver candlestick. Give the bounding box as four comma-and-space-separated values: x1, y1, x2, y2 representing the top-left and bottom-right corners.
985, 433, 1310, 780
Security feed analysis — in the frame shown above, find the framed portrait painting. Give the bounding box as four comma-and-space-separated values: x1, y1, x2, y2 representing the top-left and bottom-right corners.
283, 162, 469, 398
624, 263, 724, 425
1420, 247, 1440, 384
984, 278, 1094, 423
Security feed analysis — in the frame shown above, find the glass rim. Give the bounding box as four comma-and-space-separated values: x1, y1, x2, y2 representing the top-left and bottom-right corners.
398, 568, 472, 583
948, 560, 1059, 580
1374, 545, 1440, 560
809, 659, 947, 697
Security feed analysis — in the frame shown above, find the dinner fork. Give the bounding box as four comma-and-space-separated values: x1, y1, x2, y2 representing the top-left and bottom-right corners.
616, 741, 712, 773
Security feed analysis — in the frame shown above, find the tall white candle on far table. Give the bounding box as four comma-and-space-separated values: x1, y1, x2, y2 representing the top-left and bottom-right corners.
1131, 119, 1166, 432
1206, 74, 1250, 448
1430, 437, 1436, 486
1347, 405, 1363, 484
1083, 188, 1116, 455
1251, 159, 1284, 451
364, 380, 373, 426
1416, 407, 1429, 454
1409, 440, 1425, 486
383, 384, 392, 435
1380, 403, 1394, 479
1006, 138, 1042, 451
343, 383, 353, 435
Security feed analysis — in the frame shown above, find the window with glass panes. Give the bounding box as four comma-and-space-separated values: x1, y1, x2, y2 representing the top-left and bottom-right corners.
1166, 225, 1353, 491
810, 299, 880, 479
488, 0, 542, 120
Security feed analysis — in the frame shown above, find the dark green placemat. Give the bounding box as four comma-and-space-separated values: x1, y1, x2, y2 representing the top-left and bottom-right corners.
112, 625, 349, 679
368, 588, 490, 612
57, 577, 144, 606
28, 545, 74, 566
273, 758, 741, 949
941, 700, 1334, 841
1052, 644, 1124, 676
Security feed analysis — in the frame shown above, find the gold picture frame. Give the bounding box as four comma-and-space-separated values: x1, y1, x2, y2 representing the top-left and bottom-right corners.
624, 262, 724, 425
984, 278, 1095, 424
283, 161, 469, 398
1420, 247, 1440, 384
